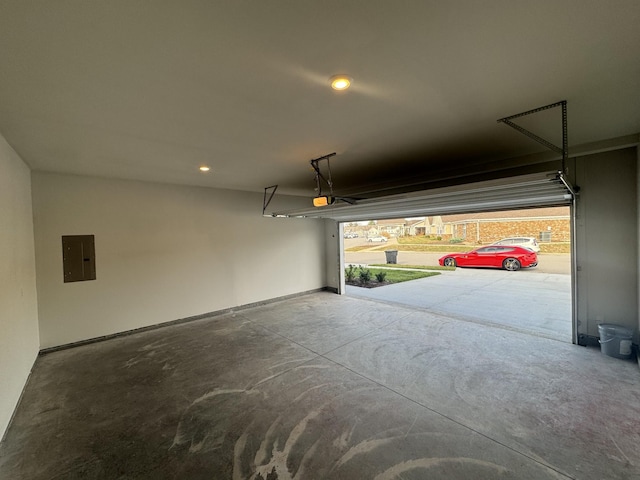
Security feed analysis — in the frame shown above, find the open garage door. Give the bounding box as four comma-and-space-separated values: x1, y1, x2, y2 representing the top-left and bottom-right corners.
270, 172, 574, 221
343, 206, 573, 342
272, 171, 576, 343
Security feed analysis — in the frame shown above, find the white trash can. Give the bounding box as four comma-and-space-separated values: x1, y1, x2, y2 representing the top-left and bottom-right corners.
598, 324, 634, 360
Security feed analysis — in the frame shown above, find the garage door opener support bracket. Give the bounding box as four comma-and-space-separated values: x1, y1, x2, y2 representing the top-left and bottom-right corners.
497, 100, 568, 174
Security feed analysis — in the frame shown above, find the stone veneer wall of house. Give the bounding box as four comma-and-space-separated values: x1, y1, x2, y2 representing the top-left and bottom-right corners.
452, 218, 571, 244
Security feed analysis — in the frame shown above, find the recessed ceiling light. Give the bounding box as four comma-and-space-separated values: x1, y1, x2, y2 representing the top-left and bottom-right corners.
330, 74, 352, 91
199, 166, 210, 172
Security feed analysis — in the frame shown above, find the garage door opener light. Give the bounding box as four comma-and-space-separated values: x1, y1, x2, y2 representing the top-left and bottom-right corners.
313, 195, 335, 207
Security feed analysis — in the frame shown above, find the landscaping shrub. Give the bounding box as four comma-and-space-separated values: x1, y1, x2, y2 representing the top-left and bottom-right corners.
345, 264, 356, 282
358, 267, 372, 284
345, 267, 440, 288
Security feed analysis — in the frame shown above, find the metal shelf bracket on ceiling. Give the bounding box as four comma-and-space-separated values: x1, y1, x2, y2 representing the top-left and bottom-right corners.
262, 185, 278, 216
498, 100, 568, 173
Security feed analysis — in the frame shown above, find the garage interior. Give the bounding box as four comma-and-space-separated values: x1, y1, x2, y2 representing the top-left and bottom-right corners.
1, 2, 640, 479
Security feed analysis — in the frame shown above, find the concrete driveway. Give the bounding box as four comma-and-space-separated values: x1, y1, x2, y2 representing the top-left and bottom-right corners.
346, 267, 572, 342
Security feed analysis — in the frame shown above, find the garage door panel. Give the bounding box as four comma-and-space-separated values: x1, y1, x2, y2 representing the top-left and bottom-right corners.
271, 172, 573, 221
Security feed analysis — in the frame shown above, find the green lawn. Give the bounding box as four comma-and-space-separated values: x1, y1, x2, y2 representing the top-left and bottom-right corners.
345, 244, 379, 252
373, 268, 440, 282
391, 244, 472, 253
345, 265, 440, 288
397, 236, 448, 245
346, 242, 571, 254
344, 244, 471, 253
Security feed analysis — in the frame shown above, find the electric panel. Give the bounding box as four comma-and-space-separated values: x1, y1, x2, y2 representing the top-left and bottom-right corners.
62, 235, 96, 283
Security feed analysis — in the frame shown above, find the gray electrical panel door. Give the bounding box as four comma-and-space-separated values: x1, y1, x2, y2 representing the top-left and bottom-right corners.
62, 235, 96, 282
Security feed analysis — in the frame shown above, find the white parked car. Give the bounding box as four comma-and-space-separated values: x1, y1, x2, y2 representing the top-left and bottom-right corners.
491, 236, 540, 252
367, 236, 388, 243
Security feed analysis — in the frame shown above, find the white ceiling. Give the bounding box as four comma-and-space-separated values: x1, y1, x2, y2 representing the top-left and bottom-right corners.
1, 1, 639, 197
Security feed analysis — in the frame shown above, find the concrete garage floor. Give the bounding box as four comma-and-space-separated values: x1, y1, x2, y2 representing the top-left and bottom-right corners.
347, 268, 572, 342
1, 293, 639, 479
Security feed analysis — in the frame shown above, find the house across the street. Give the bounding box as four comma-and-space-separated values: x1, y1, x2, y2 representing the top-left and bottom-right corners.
358, 207, 570, 244
440, 206, 570, 243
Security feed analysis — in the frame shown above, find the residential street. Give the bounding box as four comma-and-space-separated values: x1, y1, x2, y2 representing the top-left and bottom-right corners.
344, 240, 571, 275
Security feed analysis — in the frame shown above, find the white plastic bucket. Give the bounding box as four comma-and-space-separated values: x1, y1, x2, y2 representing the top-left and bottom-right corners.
598, 324, 634, 360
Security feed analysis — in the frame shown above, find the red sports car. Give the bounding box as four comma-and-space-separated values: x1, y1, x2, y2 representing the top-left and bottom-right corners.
438, 245, 538, 271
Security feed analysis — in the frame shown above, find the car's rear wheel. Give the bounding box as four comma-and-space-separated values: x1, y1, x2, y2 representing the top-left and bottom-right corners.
443, 257, 456, 267
503, 258, 521, 271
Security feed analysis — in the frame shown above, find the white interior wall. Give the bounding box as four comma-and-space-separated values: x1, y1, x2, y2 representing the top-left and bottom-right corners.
0, 134, 39, 440
32, 173, 326, 348
575, 148, 638, 343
